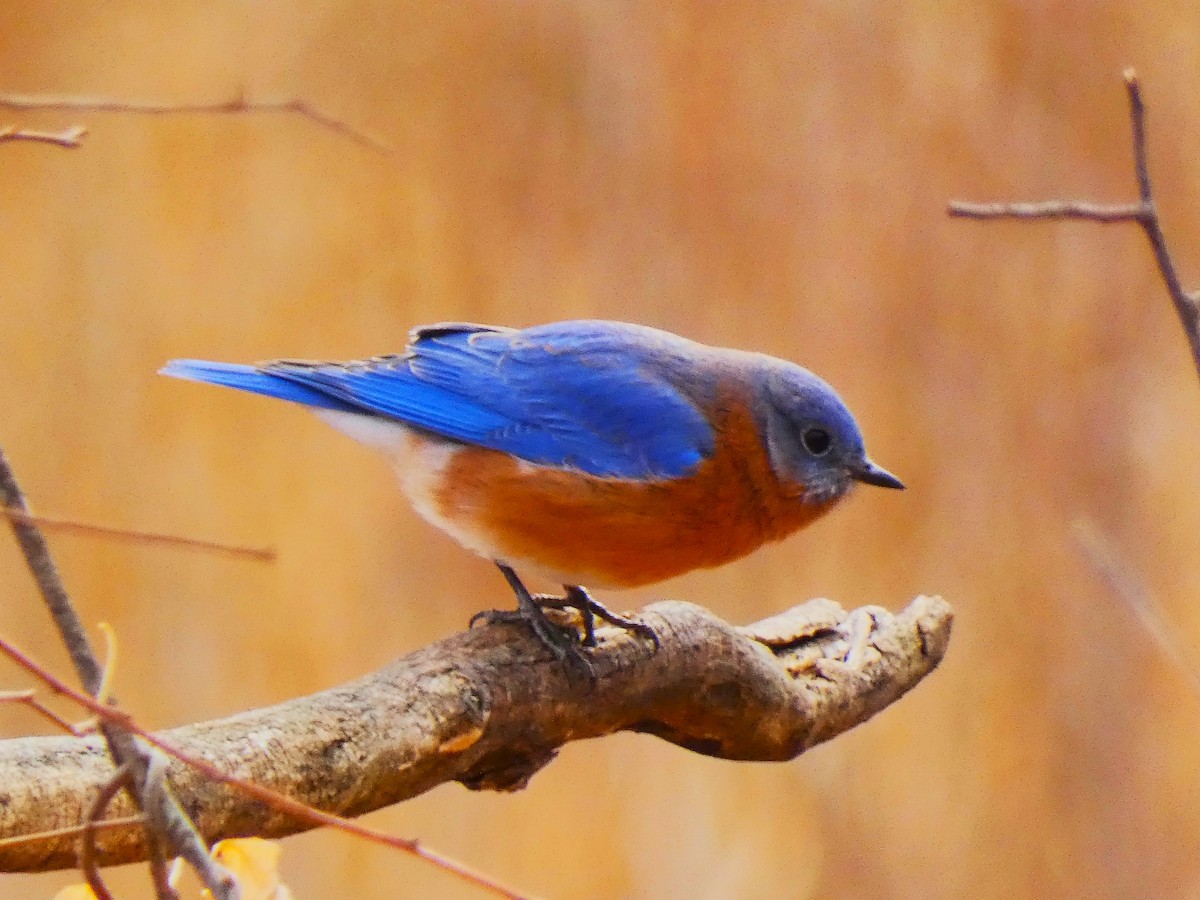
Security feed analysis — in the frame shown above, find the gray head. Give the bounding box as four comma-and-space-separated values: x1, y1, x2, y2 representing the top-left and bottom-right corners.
758, 361, 903, 503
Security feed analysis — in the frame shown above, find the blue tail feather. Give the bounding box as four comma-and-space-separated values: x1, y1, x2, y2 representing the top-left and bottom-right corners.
159, 360, 358, 412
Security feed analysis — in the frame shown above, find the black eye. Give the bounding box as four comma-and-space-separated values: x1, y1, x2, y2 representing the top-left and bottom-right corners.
801, 426, 832, 457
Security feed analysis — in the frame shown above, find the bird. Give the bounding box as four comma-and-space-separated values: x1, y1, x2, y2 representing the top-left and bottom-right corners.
161, 319, 903, 670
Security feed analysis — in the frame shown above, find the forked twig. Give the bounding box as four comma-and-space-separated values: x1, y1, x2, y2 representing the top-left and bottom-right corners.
0, 627, 531, 900
0, 94, 388, 154
0, 448, 234, 899
949, 69, 1200, 382
950, 71, 1200, 695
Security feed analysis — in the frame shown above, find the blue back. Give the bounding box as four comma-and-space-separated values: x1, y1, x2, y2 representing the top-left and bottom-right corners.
162, 321, 717, 479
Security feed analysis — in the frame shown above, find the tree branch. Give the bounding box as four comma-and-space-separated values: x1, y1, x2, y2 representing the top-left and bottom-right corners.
949, 69, 1200, 384
0, 449, 236, 898
0, 94, 387, 154
0, 594, 951, 872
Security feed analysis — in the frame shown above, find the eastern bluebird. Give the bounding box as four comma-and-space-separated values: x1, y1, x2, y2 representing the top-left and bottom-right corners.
162, 320, 902, 667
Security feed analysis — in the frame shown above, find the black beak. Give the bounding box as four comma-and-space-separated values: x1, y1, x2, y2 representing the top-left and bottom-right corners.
851, 458, 905, 490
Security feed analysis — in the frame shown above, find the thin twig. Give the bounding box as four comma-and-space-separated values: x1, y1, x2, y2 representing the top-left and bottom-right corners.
0, 448, 232, 899
0, 632, 531, 900
948, 69, 1200, 383
0, 94, 389, 154
1073, 519, 1200, 696
81, 764, 132, 900
1120, 71, 1200, 375
946, 200, 1147, 222
0, 447, 104, 694
0, 688, 89, 735
144, 827, 182, 900
141, 750, 231, 900
0, 125, 87, 148
0, 815, 142, 852
0, 508, 274, 562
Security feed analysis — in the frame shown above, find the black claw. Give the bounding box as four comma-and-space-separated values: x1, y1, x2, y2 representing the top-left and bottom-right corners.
478, 565, 657, 677
561, 585, 659, 650
490, 564, 595, 679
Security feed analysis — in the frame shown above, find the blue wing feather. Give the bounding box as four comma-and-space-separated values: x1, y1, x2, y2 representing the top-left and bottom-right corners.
161, 321, 716, 479
159, 360, 356, 411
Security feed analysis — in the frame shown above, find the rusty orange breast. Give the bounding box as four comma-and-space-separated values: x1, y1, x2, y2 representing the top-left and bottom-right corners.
416, 388, 837, 588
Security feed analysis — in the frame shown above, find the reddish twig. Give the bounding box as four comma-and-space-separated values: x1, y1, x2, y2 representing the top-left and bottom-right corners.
0, 688, 90, 735
0, 93, 389, 154
0, 508, 274, 562
0, 815, 142, 853
0, 632, 531, 900
0, 448, 233, 900
948, 69, 1200, 384
81, 764, 133, 900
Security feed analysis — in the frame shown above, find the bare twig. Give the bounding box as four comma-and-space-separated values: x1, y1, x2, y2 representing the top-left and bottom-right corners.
0, 448, 105, 694
0, 94, 388, 154
0, 815, 142, 853
140, 752, 205, 900
949, 69, 1200, 383
0, 125, 87, 148
0, 688, 89, 735
0, 448, 234, 899
0, 816, 142, 854
1073, 519, 1200, 696
947, 201, 1147, 222
144, 828, 181, 900
0, 508, 274, 562
0, 629, 531, 900
82, 764, 132, 900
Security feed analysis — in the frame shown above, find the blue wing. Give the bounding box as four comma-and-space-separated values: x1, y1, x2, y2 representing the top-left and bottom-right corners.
161, 321, 716, 479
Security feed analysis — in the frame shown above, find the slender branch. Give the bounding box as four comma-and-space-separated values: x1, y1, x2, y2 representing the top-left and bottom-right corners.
140, 752, 212, 900
0, 94, 389, 154
0, 449, 233, 899
946, 200, 1147, 222
0, 816, 142, 853
82, 765, 132, 900
0, 631, 536, 900
0, 594, 951, 879
1120, 72, 1200, 372
0, 125, 87, 148
0, 448, 104, 694
1073, 519, 1200, 695
0, 688, 88, 735
0, 508, 274, 562
948, 69, 1200, 383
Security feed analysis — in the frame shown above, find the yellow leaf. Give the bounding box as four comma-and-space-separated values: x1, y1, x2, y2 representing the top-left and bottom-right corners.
202, 837, 293, 900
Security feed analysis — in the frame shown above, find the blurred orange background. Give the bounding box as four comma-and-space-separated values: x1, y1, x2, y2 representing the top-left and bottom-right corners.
2, 3, 1199, 898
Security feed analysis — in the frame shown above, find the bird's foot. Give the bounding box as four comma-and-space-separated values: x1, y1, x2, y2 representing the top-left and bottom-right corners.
536, 585, 659, 650
478, 565, 596, 679
469, 606, 594, 675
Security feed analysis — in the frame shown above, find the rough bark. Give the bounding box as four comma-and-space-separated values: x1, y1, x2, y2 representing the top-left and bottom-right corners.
0, 594, 952, 872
